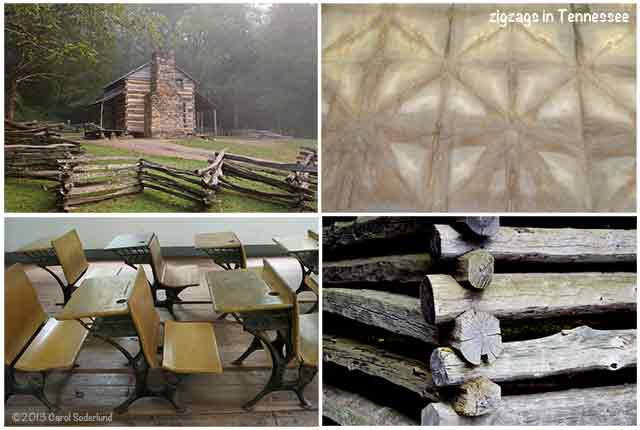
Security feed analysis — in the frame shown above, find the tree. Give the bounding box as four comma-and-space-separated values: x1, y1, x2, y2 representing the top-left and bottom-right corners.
4, 4, 161, 120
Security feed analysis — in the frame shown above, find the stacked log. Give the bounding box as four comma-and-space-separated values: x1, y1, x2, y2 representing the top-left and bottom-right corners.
60, 156, 143, 211
322, 217, 637, 426
209, 149, 317, 211
5, 119, 67, 145
5, 120, 86, 181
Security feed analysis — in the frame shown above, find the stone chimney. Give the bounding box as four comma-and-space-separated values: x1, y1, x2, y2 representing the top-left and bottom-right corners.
145, 50, 186, 138
151, 50, 177, 94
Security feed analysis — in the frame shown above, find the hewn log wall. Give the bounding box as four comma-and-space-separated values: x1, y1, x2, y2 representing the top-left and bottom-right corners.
322, 216, 637, 426
422, 385, 637, 426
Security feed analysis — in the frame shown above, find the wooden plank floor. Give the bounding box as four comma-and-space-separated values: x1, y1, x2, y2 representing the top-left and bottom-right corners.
5, 257, 319, 426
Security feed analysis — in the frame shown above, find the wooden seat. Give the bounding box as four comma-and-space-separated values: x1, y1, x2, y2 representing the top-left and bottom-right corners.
163, 264, 200, 288
5, 264, 88, 410
262, 259, 318, 406
51, 229, 119, 304
163, 321, 223, 373
15, 318, 89, 372
149, 235, 202, 314
120, 267, 222, 413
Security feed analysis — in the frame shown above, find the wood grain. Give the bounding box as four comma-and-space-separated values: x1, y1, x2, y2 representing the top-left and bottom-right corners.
430, 326, 636, 386
323, 385, 417, 426
324, 288, 438, 344
323, 335, 437, 399
436, 225, 636, 264
323, 253, 433, 284
422, 384, 637, 425
421, 273, 636, 325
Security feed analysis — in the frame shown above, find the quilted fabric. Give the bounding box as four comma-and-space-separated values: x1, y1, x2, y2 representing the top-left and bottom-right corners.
322, 4, 636, 212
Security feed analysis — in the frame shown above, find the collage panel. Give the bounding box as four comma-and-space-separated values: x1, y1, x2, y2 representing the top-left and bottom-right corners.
4, 217, 318, 425
3, 1, 640, 429
5, 3, 317, 214
322, 216, 637, 426
322, 4, 636, 212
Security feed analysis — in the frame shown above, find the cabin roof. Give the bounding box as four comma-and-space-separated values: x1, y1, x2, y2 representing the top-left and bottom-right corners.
89, 87, 124, 106
103, 61, 198, 90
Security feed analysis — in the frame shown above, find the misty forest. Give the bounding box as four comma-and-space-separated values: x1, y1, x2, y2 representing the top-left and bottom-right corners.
5, 3, 317, 137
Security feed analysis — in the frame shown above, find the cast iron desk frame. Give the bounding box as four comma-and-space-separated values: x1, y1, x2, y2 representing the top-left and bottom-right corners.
15, 237, 67, 301
105, 232, 208, 310
272, 231, 319, 294
207, 270, 311, 410
56, 276, 182, 414
194, 232, 247, 270
54, 274, 159, 413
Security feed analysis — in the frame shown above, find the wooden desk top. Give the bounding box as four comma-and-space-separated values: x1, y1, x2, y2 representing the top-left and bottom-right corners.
105, 233, 155, 251
273, 234, 318, 253
194, 232, 242, 249
17, 237, 56, 252
56, 274, 136, 320
206, 269, 292, 314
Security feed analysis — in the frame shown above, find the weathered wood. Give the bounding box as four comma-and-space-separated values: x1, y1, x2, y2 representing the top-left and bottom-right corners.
142, 182, 206, 205
63, 185, 142, 210
323, 288, 437, 343
430, 326, 636, 386
140, 159, 201, 177
197, 149, 225, 176
212, 151, 317, 173
67, 169, 139, 183
422, 384, 637, 425
323, 217, 440, 259
454, 217, 500, 238
323, 385, 417, 426
453, 250, 494, 290
323, 335, 437, 399
223, 161, 314, 196
450, 310, 502, 365
64, 178, 142, 196
420, 273, 636, 325
452, 376, 501, 417
139, 172, 206, 197
323, 254, 433, 284
436, 224, 636, 264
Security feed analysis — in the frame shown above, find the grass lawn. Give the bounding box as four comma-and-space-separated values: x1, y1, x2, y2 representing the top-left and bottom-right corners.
5, 141, 314, 213
172, 137, 317, 162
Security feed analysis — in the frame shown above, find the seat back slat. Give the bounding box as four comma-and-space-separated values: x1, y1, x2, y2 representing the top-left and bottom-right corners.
262, 259, 299, 359
128, 267, 161, 368
52, 229, 88, 286
5, 264, 48, 365
148, 234, 166, 285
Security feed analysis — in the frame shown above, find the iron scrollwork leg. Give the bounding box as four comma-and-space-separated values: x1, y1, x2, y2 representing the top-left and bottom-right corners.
232, 336, 264, 365
5, 367, 57, 411
242, 330, 288, 411
40, 265, 72, 306
113, 347, 185, 414
295, 365, 317, 409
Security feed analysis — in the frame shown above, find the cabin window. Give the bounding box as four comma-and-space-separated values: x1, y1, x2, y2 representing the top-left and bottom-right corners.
183, 102, 187, 127
176, 79, 184, 89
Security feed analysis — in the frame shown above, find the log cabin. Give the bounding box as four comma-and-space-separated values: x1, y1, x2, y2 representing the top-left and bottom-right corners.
91, 51, 215, 137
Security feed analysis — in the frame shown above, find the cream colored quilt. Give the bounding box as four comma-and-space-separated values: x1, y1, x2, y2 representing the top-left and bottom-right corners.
322, 4, 636, 212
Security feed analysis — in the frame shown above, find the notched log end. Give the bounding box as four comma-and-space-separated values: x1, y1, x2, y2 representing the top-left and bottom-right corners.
430, 347, 455, 387
449, 309, 503, 366
452, 376, 502, 417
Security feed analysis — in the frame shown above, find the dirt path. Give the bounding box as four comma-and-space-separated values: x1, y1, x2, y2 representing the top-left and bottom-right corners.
89, 138, 214, 161
88, 137, 294, 161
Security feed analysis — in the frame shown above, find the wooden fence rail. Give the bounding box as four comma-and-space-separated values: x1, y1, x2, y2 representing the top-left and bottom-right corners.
5, 135, 317, 212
